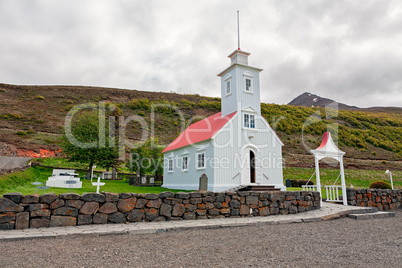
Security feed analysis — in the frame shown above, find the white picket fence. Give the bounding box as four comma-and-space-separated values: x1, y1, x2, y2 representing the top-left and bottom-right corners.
325, 185, 342, 202
302, 185, 318, 192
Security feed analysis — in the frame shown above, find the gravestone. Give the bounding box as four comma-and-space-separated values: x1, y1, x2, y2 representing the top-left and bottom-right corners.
199, 174, 208, 191
150, 177, 154, 184
141, 177, 147, 184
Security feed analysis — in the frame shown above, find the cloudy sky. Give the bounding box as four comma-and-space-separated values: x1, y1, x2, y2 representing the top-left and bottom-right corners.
1, 0, 401, 108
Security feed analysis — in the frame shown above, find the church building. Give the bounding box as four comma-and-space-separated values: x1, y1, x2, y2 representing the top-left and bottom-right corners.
162, 48, 284, 192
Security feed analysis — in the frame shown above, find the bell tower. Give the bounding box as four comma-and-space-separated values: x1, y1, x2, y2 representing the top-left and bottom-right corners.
217, 49, 263, 117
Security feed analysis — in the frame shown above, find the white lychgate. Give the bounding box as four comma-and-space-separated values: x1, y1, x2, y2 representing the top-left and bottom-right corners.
310, 132, 347, 206
162, 48, 284, 192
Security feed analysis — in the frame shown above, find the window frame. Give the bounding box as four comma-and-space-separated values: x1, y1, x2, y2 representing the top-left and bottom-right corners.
168, 158, 174, 173
181, 155, 189, 172
196, 152, 206, 169
243, 72, 254, 93
244, 113, 256, 129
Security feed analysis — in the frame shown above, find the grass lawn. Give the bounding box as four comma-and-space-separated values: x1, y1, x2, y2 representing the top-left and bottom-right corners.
0, 166, 188, 196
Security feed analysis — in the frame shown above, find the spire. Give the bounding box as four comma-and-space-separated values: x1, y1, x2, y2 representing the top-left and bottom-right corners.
237, 11, 240, 50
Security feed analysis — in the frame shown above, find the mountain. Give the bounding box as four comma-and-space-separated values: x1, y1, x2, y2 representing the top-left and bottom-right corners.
288, 92, 402, 114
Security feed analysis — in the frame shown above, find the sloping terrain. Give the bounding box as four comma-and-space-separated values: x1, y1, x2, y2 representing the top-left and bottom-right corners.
0, 83, 401, 170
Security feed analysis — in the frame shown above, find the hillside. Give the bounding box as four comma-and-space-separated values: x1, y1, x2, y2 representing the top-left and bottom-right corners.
0, 83, 401, 170
289, 92, 402, 114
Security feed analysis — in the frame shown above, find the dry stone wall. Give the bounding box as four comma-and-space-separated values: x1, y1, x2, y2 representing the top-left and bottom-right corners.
0, 191, 320, 230
347, 189, 401, 210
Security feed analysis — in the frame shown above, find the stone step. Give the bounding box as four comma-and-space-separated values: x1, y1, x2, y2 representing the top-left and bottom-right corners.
347, 211, 395, 220
237, 185, 280, 192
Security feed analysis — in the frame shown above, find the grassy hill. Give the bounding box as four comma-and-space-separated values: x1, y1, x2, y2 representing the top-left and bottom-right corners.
0, 83, 401, 170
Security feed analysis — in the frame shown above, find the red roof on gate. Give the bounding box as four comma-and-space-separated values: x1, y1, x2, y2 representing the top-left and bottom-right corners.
316, 132, 330, 150
162, 111, 237, 153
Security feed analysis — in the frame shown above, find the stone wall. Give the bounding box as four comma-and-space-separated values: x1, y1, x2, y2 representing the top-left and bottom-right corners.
347, 189, 401, 210
0, 191, 320, 230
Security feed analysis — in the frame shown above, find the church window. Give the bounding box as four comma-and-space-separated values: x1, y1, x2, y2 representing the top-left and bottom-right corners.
168, 158, 173, 172
244, 114, 255, 128
226, 80, 231, 94
245, 78, 252, 91
197, 152, 205, 169
182, 156, 188, 171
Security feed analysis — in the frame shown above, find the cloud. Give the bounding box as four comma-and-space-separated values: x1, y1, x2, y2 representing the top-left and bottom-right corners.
0, 0, 401, 108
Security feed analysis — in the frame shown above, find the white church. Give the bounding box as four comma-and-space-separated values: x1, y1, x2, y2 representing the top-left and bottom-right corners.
162, 48, 285, 192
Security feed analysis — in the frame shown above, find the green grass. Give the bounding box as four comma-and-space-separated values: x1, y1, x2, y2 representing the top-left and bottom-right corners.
0, 166, 188, 196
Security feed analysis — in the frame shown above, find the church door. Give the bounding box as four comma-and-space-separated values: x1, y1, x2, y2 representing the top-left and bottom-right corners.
250, 151, 256, 183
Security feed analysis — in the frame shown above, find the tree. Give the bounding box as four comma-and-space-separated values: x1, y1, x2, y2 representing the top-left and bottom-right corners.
61, 109, 120, 178
128, 138, 164, 178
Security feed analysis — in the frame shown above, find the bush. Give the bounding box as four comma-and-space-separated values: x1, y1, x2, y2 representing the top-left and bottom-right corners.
298, 180, 314, 187
369, 180, 392, 189
290, 180, 299, 187
36, 95, 45, 100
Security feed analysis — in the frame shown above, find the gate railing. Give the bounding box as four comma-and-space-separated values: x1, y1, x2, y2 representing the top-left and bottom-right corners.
325, 185, 341, 202
302, 185, 318, 191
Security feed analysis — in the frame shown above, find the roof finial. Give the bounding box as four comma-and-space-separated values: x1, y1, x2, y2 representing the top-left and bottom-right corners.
237, 11, 240, 50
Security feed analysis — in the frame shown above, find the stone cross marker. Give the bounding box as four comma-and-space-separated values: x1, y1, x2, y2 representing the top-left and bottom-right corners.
199, 174, 208, 191
92, 177, 105, 194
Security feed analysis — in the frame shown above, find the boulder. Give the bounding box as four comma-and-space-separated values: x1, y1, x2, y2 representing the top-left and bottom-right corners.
246, 196, 259, 206
108, 212, 126, 223
175, 192, 190, 199
127, 209, 144, 222
53, 207, 79, 217
40, 193, 58, 204
30, 218, 50, 228
60, 193, 81, 200
145, 208, 159, 221
0, 197, 23, 213
50, 216, 77, 227
134, 198, 147, 209
183, 212, 196, 220
93, 213, 108, 224
78, 215, 93, 225
159, 192, 174, 199
172, 203, 185, 217
146, 199, 162, 208
99, 203, 117, 214
159, 203, 172, 218
0, 212, 15, 223
144, 193, 159, 200
79, 202, 99, 215
3, 192, 23, 203
66, 200, 84, 209
239, 205, 250, 215
15, 212, 29, 229
20, 194, 40, 204
0, 222, 15, 230
50, 199, 65, 210
103, 192, 119, 202
81, 193, 105, 203
29, 203, 49, 211
119, 193, 132, 199
30, 209, 51, 218
117, 197, 137, 212
229, 200, 240, 209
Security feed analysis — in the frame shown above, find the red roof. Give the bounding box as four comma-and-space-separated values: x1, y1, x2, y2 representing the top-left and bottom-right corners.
316, 132, 330, 150
162, 111, 237, 153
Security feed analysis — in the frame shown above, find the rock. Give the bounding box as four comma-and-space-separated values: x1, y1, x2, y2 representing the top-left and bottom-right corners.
196, 209, 206, 216
270, 207, 279, 215
3, 192, 23, 203
30, 218, 50, 228
183, 212, 196, 220
258, 207, 269, 216
215, 196, 225, 202
127, 209, 144, 222
246, 196, 259, 206
0, 197, 23, 212
103, 192, 119, 202
197, 203, 206, 210
159, 192, 174, 199
50, 199, 65, 210
80, 202, 99, 215
205, 202, 214, 210
176, 192, 190, 199
119, 193, 132, 199
190, 192, 202, 198
93, 213, 108, 224
172, 204, 185, 217
81, 193, 105, 203
190, 198, 202, 204
60, 193, 81, 200
99, 203, 117, 214
40, 193, 58, 204
146, 199, 162, 208
154, 216, 166, 222
203, 196, 214, 203
30, 209, 51, 218
145, 208, 159, 221
239, 205, 250, 215
160, 203, 172, 217
230, 209, 240, 216
220, 208, 230, 215
15, 212, 29, 229
118, 197, 137, 212
53, 207, 79, 217
145, 193, 159, 200
0, 222, 15, 230
50, 216, 77, 227
20, 194, 40, 204
0, 212, 15, 223
108, 212, 126, 223
134, 198, 147, 209
66, 200, 84, 209
29, 203, 49, 211
185, 204, 196, 212
229, 200, 240, 209
78, 214, 93, 225
289, 205, 298, 214
208, 209, 220, 216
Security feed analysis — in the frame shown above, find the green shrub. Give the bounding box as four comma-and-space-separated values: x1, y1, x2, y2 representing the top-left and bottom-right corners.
36, 95, 45, 100
16, 131, 27, 136
0, 89, 6, 92
369, 180, 392, 189
128, 98, 151, 110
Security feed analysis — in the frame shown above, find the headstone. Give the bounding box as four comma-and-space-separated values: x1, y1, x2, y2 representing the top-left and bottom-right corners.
141, 177, 147, 184
150, 177, 154, 184
199, 174, 208, 191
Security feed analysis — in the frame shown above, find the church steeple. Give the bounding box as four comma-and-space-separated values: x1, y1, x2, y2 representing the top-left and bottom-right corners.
217, 49, 263, 117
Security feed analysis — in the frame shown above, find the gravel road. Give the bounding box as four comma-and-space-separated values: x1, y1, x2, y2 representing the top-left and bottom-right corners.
0, 211, 401, 267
